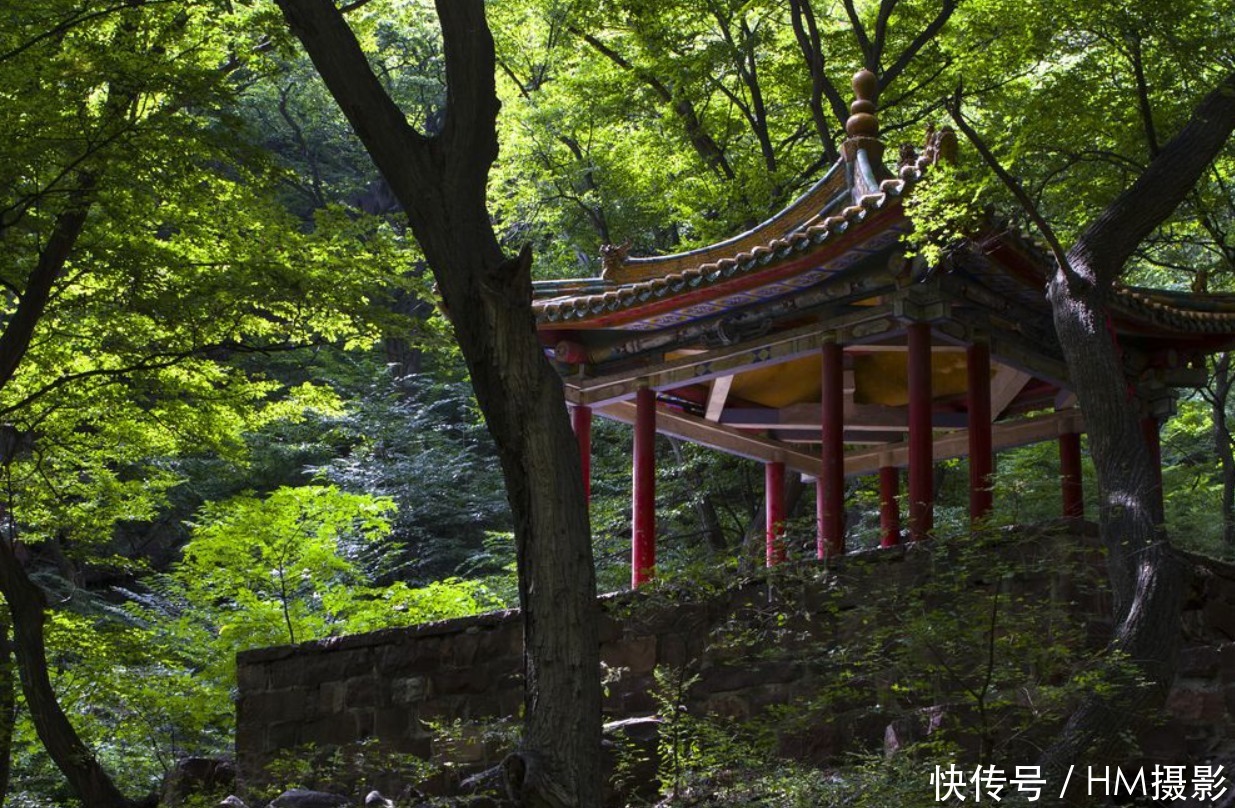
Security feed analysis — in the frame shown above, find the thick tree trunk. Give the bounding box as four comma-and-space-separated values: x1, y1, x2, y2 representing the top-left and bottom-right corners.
1036, 69, 1235, 788
1040, 275, 1185, 788
0, 541, 132, 807
275, 2, 601, 804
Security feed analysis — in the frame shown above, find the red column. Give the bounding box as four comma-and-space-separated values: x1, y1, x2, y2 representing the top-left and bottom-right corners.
766, 461, 786, 566
1142, 416, 1164, 523
571, 404, 592, 504
879, 465, 901, 547
967, 341, 993, 523
632, 387, 656, 588
907, 323, 934, 541
1059, 430, 1083, 520
819, 339, 845, 558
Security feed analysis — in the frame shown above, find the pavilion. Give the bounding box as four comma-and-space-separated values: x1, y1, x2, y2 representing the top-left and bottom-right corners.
531, 70, 1235, 588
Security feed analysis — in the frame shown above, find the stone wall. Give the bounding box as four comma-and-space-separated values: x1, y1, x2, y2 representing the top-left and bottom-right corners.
235, 528, 1235, 798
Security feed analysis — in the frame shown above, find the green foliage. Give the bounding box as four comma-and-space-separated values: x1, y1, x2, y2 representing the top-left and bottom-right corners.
606, 527, 1144, 807
263, 738, 436, 805
321, 372, 516, 584
173, 485, 395, 647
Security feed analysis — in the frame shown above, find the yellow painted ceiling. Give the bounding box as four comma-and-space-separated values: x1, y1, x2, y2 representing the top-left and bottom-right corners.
714, 351, 974, 409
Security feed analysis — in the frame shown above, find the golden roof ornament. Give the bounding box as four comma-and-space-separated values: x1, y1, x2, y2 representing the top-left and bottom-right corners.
842, 68, 890, 195
845, 69, 880, 139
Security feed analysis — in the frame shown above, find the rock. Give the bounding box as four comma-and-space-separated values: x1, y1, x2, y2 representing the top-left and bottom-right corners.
267, 789, 350, 808
364, 791, 393, 808
218, 798, 249, 808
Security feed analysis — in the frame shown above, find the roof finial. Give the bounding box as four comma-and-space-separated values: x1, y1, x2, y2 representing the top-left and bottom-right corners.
846, 69, 879, 139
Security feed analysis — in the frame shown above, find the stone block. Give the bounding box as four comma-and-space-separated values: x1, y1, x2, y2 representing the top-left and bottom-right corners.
657, 634, 692, 668
434, 665, 493, 696
700, 692, 751, 720
266, 656, 310, 689
242, 688, 310, 727
477, 625, 522, 658
266, 720, 301, 751
345, 675, 381, 709
1179, 645, 1221, 678
601, 636, 657, 675
446, 633, 481, 667
1203, 598, 1235, 641
698, 664, 767, 694
347, 707, 375, 739
318, 681, 346, 715
1166, 684, 1225, 722
374, 707, 412, 741
620, 685, 657, 716
392, 675, 428, 705
299, 649, 373, 684
377, 640, 440, 674
497, 689, 524, 718
300, 717, 346, 747
596, 612, 623, 644
236, 662, 268, 693
1221, 644, 1235, 682
418, 696, 460, 721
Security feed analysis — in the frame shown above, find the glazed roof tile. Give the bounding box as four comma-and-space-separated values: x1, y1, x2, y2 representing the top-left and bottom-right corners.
532, 154, 917, 327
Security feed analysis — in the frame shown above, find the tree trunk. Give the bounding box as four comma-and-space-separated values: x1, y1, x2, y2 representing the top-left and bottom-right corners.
0, 613, 14, 807
1036, 69, 1235, 788
0, 541, 132, 807
275, 2, 601, 804
1040, 274, 1185, 788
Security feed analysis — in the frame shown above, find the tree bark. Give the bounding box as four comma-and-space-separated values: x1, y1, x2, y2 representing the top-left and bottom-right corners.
275, 2, 601, 805
0, 541, 132, 807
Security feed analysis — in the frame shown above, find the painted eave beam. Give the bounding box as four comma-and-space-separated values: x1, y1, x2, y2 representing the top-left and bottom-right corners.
599, 401, 1084, 479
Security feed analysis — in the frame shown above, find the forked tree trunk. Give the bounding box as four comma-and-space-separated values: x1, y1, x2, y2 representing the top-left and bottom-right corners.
275, 2, 601, 805
1036, 69, 1235, 792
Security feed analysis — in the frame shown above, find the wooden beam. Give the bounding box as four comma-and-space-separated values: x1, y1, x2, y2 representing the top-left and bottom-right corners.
599, 401, 823, 476
846, 344, 966, 353
989, 362, 1032, 418
704, 375, 733, 422
720, 403, 968, 430
565, 310, 902, 407
843, 409, 1086, 476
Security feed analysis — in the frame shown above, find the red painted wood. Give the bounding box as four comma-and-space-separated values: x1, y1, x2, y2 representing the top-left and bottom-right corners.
967, 341, 994, 523
820, 340, 845, 557
765, 461, 786, 566
572, 404, 592, 504
879, 465, 901, 547
632, 387, 657, 587
1059, 430, 1084, 520
907, 323, 934, 541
